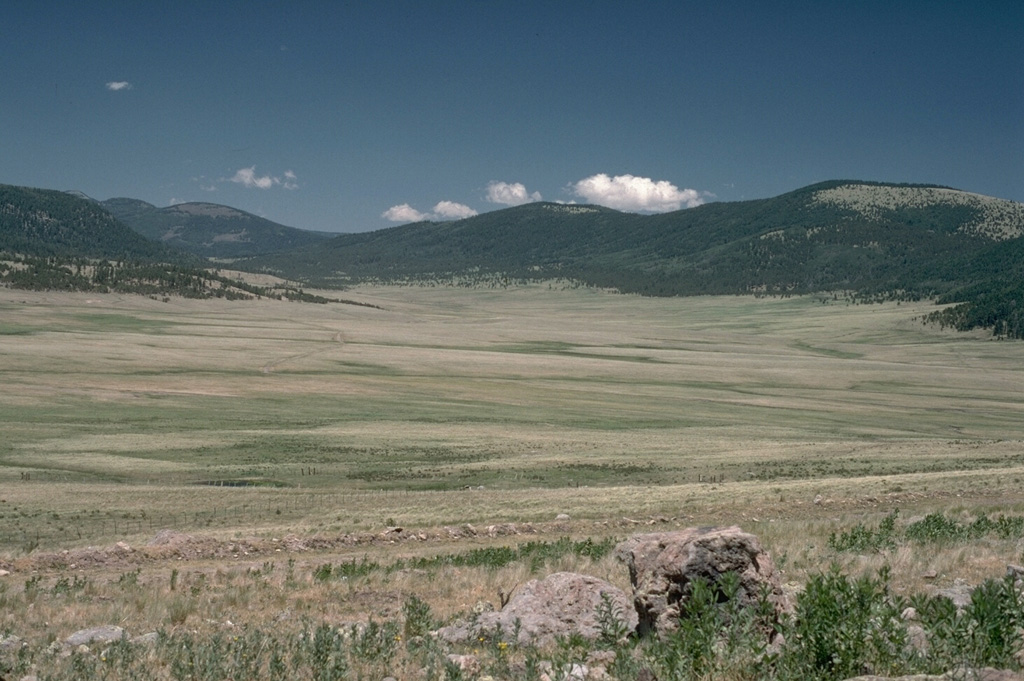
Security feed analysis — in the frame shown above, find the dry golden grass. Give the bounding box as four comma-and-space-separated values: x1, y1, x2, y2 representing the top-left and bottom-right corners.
1, 285, 1023, 553
4, 284, 1024, 673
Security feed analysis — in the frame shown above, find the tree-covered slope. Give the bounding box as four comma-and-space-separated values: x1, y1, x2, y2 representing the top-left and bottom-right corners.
102, 199, 332, 258
245, 180, 1024, 336
249, 180, 1023, 295
0, 184, 347, 303
0, 184, 185, 262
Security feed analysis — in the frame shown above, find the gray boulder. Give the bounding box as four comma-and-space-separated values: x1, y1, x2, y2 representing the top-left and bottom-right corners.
64, 625, 125, 648
616, 526, 788, 636
931, 578, 973, 609
0, 633, 22, 652
436, 571, 637, 647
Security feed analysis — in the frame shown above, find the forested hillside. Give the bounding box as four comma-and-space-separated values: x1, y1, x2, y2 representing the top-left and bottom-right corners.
0, 184, 335, 303
102, 198, 332, 258
4, 180, 1021, 337
0, 185, 184, 262
241, 181, 1024, 336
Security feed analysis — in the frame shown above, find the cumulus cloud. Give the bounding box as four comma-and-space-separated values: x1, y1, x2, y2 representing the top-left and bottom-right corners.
382, 204, 429, 222
486, 181, 542, 206
105, 81, 132, 91
432, 200, 477, 219
382, 200, 478, 223
230, 166, 275, 189
228, 166, 298, 190
570, 173, 705, 212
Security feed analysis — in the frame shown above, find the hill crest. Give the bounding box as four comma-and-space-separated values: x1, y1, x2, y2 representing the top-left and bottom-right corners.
102, 199, 331, 258
809, 182, 1024, 240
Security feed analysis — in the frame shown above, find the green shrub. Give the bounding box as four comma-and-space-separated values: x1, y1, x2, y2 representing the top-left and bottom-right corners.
777, 565, 909, 681
828, 509, 898, 553
402, 594, 435, 640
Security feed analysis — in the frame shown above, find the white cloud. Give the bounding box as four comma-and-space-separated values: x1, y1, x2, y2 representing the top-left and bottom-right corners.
229, 166, 277, 190
105, 81, 132, 91
486, 181, 542, 206
382, 204, 429, 222
168, 197, 185, 206
283, 170, 298, 190
432, 201, 478, 219
570, 173, 705, 212
382, 200, 478, 223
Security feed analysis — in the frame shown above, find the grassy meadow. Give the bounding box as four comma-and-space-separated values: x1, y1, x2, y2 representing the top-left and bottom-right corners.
1, 285, 1023, 549
4, 285, 1024, 679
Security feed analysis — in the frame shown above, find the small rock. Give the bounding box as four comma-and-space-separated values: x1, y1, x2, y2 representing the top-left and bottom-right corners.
114, 541, 132, 553
932, 579, 973, 609
0, 569, 10, 577
906, 624, 928, 653
813, 494, 823, 505
0, 633, 22, 652
65, 625, 125, 648
560, 663, 588, 680
921, 570, 938, 580
555, 513, 571, 521
901, 606, 918, 621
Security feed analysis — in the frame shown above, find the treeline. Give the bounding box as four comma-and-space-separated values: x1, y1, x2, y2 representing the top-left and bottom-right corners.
927, 284, 1024, 339
0, 184, 185, 263
244, 181, 1011, 301
0, 253, 338, 304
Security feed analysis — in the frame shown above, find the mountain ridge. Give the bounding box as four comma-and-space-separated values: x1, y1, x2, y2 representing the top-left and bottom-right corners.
1, 184, 187, 262
4, 179, 1022, 337
239, 179, 1023, 336
101, 198, 332, 258
246, 180, 1023, 294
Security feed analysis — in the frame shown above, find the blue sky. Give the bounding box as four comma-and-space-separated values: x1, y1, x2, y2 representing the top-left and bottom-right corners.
2, 1, 1021, 233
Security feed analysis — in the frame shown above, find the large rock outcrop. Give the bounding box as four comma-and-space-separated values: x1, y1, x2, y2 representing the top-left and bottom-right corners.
435, 571, 637, 647
616, 525, 788, 636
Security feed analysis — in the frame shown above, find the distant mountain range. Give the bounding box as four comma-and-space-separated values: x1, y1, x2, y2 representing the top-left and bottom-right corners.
0, 184, 186, 262
0, 185, 332, 303
1, 179, 1022, 337
100, 197, 332, 258
244, 180, 1023, 296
